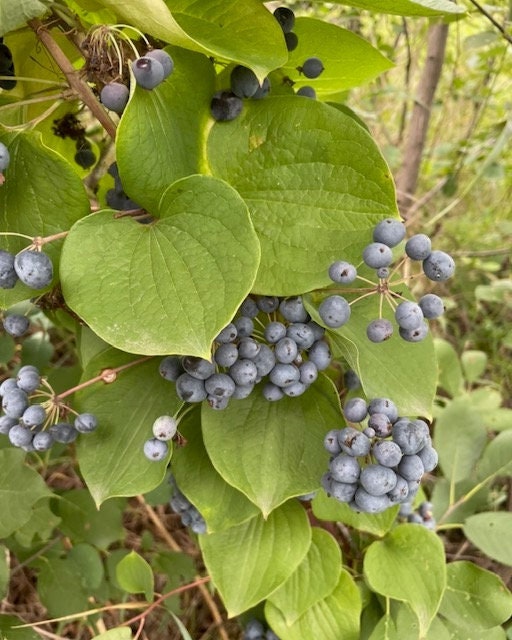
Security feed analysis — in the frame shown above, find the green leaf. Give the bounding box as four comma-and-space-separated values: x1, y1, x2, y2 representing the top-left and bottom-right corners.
0, 129, 89, 308
68, 543, 104, 591
207, 96, 398, 295
95, 0, 286, 78
91, 629, 132, 640
0, 334, 15, 365
267, 528, 342, 625
0, 546, 8, 600
76, 349, 181, 506
364, 524, 446, 637
441, 621, 506, 640
433, 338, 464, 398
265, 569, 361, 640
439, 561, 512, 630
464, 512, 512, 567
0, 0, 53, 36
116, 551, 154, 601
461, 350, 488, 383
152, 551, 196, 614
172, 408, 259, 533
485, 408, 512, 432
309, 0, 466, 17
201, 376, 341, 516
116, 47, 215, 214
61, 175, 259, 358
168, 0, 287, 80
199, 500, 311, 617
36, 555, 94, 618
431, 478, 489, 526
477, 430, 512, 480
0, 449, 52, 538
312, 490, 398, 537
368, 615, 399, 640
434, 396, 488, 483
55, 489, 125, 550
0, 615, 39, 640
14, 498, 60, 548
20, 333, 54, 372
307, 291, 437, 418
282, 17, 393, 95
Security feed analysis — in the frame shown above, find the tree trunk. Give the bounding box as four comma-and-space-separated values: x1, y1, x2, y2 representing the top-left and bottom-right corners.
395, 20, 449, 216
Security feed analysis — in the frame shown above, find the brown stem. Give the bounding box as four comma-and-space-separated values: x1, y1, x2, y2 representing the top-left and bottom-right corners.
122, 576, 211, 628
56, 356, 152, 401
28, 18, 117, 140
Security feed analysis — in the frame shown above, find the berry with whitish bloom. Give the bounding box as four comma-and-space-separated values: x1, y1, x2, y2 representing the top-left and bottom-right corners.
373, 218, 406, 247
145, 49, 174, 78
419, 293, 445, 319
362, 242, 393, 269
423, 250, 455, 281
143, 437, 168, 461
405, 234, 432, 261
366, 318, 393, 343
132, 56, 165, 90
318, 295, 351, 328
328, 260, 357, 284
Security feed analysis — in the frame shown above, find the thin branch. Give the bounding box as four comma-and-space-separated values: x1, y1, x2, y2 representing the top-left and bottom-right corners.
467, 0, 512, 45
28, 18, 117, 140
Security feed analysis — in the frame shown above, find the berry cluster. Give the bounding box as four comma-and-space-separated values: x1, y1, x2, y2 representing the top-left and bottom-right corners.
0, 39, 16, 91
0, 246, 53, 291
0, 366, 98, 453
322, 396, 438, 514
169, 474, 206, 535
317, 218, 454, 343
100, 49, 174, 114
398, 499, 436, 530
158, 294, 331, 412
244, 619, 280, 640
210, 7, 324, 121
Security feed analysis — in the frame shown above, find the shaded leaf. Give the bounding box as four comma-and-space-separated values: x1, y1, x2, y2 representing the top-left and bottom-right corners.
0, 448, 52, 538
172, 408, 259, 533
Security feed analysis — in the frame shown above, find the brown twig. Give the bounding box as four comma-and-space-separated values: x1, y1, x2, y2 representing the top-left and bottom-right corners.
135, 496, 182, 553
28, 18, 117, 140
467, 0, 512, 45
196, 580, 230, 640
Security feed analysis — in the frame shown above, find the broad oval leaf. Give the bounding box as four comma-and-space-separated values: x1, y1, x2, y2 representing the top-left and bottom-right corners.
61, 175, 260, 357
364, 523, 446, 637
76, 348, 181, 506
199, 500, 311, 617
267, 528, 342, 625
464, 512, 512, 567
116, 47, 216, 214
265, 569, 361, 640
201, 376, 341, 517
207, 96, 398, 295
439, 561, 512, 630
282, 17, 393, 95
0, 448, 52, 538
172, 407, 259, 533
477, 430, 512, 480
0, 129, 89, 308
116, 551, 154, 601
434, 396, 487, 484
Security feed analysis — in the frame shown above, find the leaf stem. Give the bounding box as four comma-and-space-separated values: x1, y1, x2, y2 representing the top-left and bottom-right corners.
28, 18, 117, 140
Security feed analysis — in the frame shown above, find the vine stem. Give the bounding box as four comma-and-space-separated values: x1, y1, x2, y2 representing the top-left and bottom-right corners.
28, 18, 118, 140
15, 576, 211, 629
55, 355, 152, 401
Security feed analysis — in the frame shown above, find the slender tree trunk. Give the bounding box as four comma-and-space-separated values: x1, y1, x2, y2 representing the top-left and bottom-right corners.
395, 20, 449, 216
